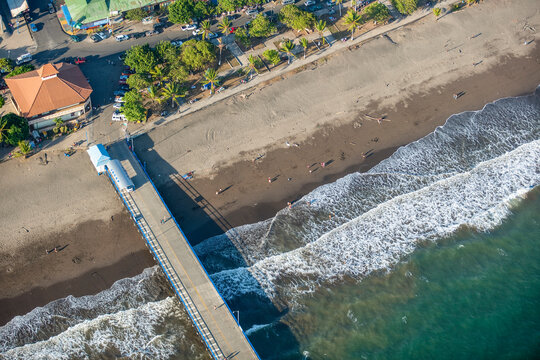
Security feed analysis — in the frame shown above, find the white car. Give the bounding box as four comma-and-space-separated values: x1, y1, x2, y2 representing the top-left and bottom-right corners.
246, 9, 259, 17
181, 24, 197, 31
192, 28, 203, 36
115, 34, 129, 42
112, 111, 126, 122
304, 0, 316, 6
97, 32, 108, 40
113, 102, 123, 109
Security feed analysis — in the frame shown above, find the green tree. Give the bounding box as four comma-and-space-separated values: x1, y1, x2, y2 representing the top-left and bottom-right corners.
0, 95, 5, 108
279, 5, 315, 31
391, 0, 418, 15
181, 39, 216, 71
0, 58, 14, 73
335, 0, 343, 17
126, 8, 148, 21
155, 40, 180, 64
344, 9, 362, 41
203, 68, 220, 93
314, 20, 327, 45
200, 20, 211, 40
263, 49, 281, 65
299, 37, 308, 59
280, 40, 295, 64
433, 7, 441, 16
218, 17, 231, 35
0, 113, 28, 146
169, 0, 196, 24
127, 73, 151, 90
249, 14, 276, 38
247, 54, 261, 76
217, 38, 225, 66
122, 90, 147, 122
147, 84, 162, 104
15, 140, 32, 157
364, 2, 390, 22
169, 61, 190, 83
161, 82, 185, 107
5, 64, 35, 78
235, 27, 250, 48
194, 0, 213, 19
149, 65, 168, 82
53, 118, 68, 135
125, 44, 158, 73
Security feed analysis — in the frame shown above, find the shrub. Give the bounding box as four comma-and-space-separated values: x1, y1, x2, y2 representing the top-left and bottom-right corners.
263, 49, 281, 65
279, 5, 315, 31
391, 0, 418, 15
5, 64, 35, 78
126, 8, 148, 21
249, 14, 277, 38
364, 2, 390, 22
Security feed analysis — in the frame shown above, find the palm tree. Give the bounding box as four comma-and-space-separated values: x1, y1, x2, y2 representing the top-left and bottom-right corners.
299, 38, 308, 59
335, 0, 343, 16
203, 68, 220, 94
15, 140, 32, 158
315, 20, 327, 45
280, 40, 295, 64
200, 20, 211, 40
149, 65, 165, 82
247, 55, 260, 78
147, 84, 161, 104
161, 82, 185, 108
217, 38, 225, 66
344, 9, 362, 41
218, 17, 231, 36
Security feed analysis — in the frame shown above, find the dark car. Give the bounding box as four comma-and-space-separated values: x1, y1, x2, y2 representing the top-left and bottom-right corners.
48, 2, 55, 14
119, 84, 130, 91
90, 34, 101, 42
70, 35, 81, 42
307, 4, 323, 11
145, 30, 158, 37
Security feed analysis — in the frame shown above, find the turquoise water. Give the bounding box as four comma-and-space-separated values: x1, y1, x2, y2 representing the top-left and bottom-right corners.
291, 189, 540, 360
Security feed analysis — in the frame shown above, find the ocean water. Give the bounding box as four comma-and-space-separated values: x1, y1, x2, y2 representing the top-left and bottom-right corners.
1, 88, 539, 359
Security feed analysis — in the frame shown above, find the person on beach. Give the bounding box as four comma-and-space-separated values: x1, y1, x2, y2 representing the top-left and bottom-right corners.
287, 202, 292, 209
216, 188, 223, 195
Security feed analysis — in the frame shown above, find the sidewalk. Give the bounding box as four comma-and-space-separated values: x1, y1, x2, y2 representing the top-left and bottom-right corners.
0, 19, 36, 59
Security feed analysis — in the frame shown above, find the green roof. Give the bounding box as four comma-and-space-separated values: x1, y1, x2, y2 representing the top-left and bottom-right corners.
64, 0, 160, 24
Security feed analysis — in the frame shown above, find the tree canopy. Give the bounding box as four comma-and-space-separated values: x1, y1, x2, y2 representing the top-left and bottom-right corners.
0, 113, 29, 146
364, 2, 390, 22
125, 44, 158, 73
126, 8, 148, 21
5, 64, 35, 78
0, 58, 14, 73
169, 0, 197, 24
234, 27, 250, 48
127, 73, 151, 90
249, 14, 277, 38
121, 90, 146, 122
181, 39, 216, 71
391, 0, 418, 15
155, 41, 180, 64
279, 5, 315, 31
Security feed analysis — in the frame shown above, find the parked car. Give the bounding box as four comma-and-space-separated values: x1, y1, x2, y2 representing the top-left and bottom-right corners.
132, 32, 145, 39
112, 111, 126, 122
30, 23, 38, 32
48, 2, 55, 14
229, 27, 237, 34
90, 34, 101, 42
304, 0, 316, 6
192, 28, 203, 36
70, 35, 81, 42
97, 32, 108, 40
115, 34, 129, 42
326, 0, 335, 5
307, 4, 323, 11
171, 40, 183, 47
207, 32, 219, 39
113, 90, 126, 96
115, 96, 125, 103
119, 84, 130, 91
181, 24, 197, 31
119, 75, 130, 80
15, 53, 32, 65
246, 9, 259, 17
113, 102, 123, 109
74, 57, 86, 64
119, 79, 127, 85
145, 30, 158, 37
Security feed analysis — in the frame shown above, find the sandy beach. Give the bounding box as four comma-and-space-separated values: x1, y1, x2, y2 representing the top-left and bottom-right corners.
0, 0, 539, 327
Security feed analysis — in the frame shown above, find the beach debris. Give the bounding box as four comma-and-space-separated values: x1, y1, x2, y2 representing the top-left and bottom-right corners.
371, 137, 379, 143
363, 114, 391, 124
453, 91, 466, 100
473, 60, 483, 66
470, 33, 482, 39
523, 39, 534, 45
252, 153, 265, 162
182, 171, 194, 180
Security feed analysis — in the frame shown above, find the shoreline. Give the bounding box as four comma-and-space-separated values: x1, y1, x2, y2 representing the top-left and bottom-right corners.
152, 47, 540, 243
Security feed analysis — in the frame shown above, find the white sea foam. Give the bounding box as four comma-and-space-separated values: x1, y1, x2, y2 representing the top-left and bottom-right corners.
0, 266, 168, 353
0, 297, 204, 360
196, 90, 540, 271
245, 322, 274, 336
212, 140, 540, 302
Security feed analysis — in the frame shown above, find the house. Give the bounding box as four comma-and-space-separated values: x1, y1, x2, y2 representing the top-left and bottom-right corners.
5, 63, 93, 130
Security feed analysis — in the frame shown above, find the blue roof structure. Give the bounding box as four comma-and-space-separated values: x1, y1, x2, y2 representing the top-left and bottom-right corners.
87, 144, 110, 173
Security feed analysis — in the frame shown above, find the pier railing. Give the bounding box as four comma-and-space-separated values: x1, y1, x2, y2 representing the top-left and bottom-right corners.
106, 169, 226, 360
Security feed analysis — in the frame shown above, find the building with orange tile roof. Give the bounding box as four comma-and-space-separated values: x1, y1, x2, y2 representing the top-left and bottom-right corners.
5, 63, 93, 130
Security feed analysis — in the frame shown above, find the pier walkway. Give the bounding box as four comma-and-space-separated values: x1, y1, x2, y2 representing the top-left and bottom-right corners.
107, 141, 259, 360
